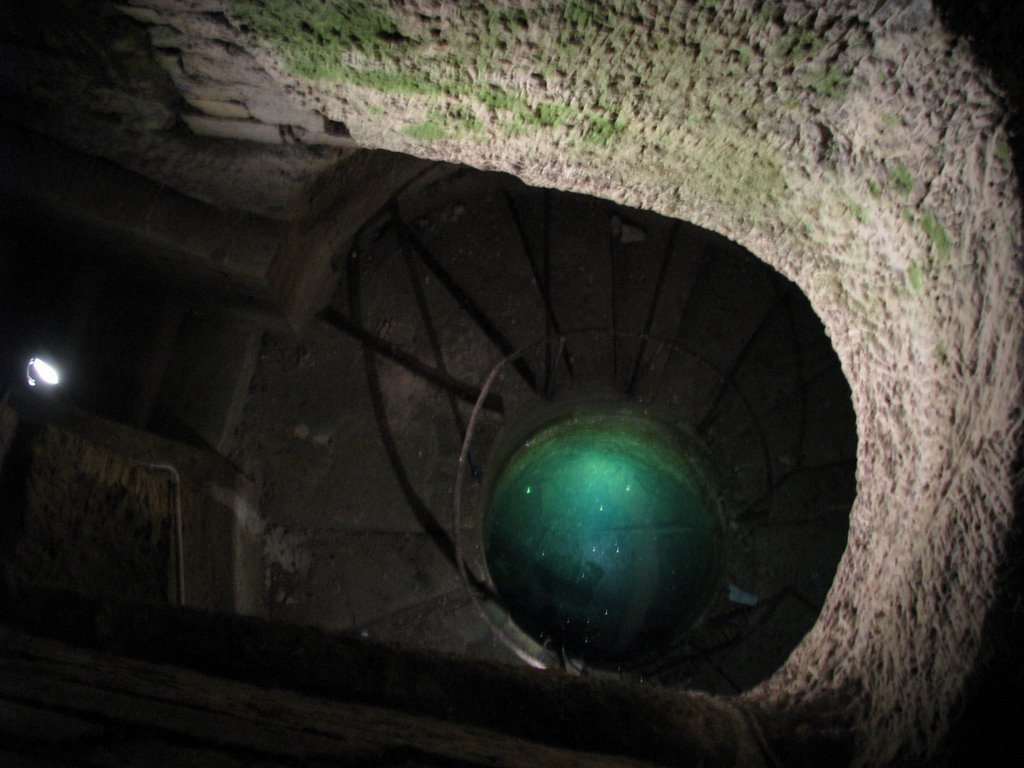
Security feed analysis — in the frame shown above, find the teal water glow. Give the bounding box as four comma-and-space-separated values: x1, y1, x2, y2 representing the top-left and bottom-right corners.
484, 408, 724, 662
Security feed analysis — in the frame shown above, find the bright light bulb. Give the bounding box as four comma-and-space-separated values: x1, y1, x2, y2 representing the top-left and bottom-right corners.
27, 357, 60, 387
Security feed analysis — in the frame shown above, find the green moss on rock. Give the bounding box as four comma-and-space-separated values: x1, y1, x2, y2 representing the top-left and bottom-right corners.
808, 65, 851, 99
889, 163, 914, 195
232, 0, 416, 78
920, 209, 952, 264
344, 67, 439, 95
907, 261, 923, 293
995, 140, 1013, 170
585, 113, 626, 144
776, 30, 822, 62
228, 0, 833, 232
535, 101, 574, 127
477, 86, 522, 113
403, 121, 447, 141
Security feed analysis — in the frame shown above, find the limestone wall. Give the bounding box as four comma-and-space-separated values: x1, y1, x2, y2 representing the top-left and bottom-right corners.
215, 1, 1024, 763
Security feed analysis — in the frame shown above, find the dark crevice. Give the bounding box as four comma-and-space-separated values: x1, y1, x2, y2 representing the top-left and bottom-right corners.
344, 253, 492, 596
609, 204, 621, 384
320, 306, 503, 415
627, 220, 679, 396
393, 204, 470, 444
697, 280, 793, 435
393, 212, 539, 393
503, 189, 574, 393
652, 245, 709, 404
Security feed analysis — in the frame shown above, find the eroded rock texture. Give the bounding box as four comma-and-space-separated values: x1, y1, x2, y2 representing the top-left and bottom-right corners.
217, 1, 1022, 763
0, 1, 1019, 764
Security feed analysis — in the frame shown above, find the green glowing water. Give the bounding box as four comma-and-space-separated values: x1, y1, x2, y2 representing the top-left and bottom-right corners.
484, 408, 724, 662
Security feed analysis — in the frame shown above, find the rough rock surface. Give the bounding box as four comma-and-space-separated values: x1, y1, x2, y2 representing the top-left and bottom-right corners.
1, 409, 264, 616
0, 0, 1019, 764
0, 1, 354, 218
219, 1, 1023, 764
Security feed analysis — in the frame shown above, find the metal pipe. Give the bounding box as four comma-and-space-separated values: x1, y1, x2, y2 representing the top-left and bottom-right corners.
133, 461, 185, 606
